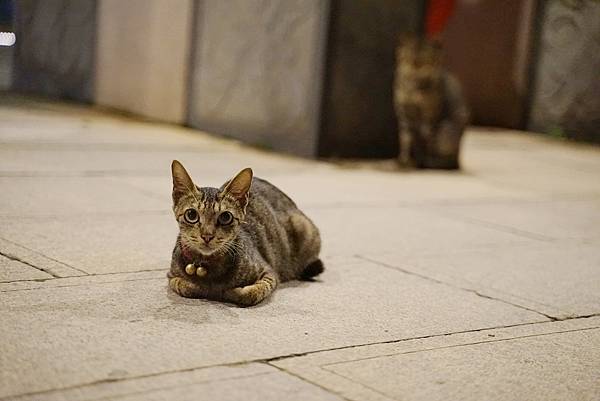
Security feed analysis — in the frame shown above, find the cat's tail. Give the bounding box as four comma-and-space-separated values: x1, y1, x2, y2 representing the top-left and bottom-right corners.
300, 259, 325, 280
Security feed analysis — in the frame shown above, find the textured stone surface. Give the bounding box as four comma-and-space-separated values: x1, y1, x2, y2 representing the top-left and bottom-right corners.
272, 169, 534, 207
274, 317, 600, 401
307, 205, 539, 258
0, 213, 176, 275
327, 328, 600, 401
427, 199, 600, 241
0, 177, 165, 217
0, 147, 318, 177
188, 0, 329, 157
0, 254, 51, 282
0, 258, 543, 398
9, 363, 345, 401
95, 0, 193, 123
2, 97, 600, 400
365, 243, 600, 319
0, 98, 237, 148
529, 0, 600, 142
0, 237, 84, 278
12, 0, 96, 101
462, 131, 600, 196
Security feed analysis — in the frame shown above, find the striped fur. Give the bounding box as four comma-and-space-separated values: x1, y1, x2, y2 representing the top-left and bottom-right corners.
168, 161, 323, 306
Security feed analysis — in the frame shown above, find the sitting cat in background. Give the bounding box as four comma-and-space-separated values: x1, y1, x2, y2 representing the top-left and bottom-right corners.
168, 161, 323, 306
394, 34, 469, 169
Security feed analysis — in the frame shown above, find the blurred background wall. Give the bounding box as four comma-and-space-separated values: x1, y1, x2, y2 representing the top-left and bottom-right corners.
0, 0, 14, 90
94, 0, 193, 123
12, 0, 96, 101
4, 0, 600, 155
441, 0, 537, 129
187, 0, 328, 157
319, 0, 424, 158
528, 0, 600, 144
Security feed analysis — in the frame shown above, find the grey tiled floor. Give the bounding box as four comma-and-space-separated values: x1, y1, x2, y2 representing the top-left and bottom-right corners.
1, 97, 599, 401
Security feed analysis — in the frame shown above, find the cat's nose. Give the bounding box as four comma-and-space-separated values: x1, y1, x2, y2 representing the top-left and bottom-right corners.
201, 234, 214, 244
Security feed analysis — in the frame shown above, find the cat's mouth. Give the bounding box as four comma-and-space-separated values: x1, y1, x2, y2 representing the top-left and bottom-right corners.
181, 238, 221, 256
193, 241, 221, 256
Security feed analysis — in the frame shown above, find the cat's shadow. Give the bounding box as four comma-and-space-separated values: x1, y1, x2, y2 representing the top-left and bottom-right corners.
162, 278, 323, 315
282, 278, 321, 288
157, 288, 242, 322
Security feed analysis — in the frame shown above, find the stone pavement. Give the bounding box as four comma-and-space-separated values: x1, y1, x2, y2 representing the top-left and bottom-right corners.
1, 96, 599, 401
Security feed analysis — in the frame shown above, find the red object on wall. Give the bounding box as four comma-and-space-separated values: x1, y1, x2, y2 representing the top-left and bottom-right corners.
425, 0, 457, 38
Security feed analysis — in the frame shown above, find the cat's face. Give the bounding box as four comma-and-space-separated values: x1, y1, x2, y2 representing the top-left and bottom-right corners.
171, 161, 252, 256
397, 35, 443, 91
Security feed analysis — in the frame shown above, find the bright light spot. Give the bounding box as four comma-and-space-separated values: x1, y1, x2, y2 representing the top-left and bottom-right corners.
0, 32, 16, 47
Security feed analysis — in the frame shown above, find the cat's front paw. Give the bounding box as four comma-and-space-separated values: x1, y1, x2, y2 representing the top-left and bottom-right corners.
223, 286, 261, 307
169, 277, 203, 299
169, 277, 185, 296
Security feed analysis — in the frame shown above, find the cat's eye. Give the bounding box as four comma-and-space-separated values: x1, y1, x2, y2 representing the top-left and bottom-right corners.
183, 208, 199, 224
218, 211, 233, 226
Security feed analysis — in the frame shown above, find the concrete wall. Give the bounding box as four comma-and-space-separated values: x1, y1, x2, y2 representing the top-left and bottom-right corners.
187, 0, 329, 157
528, 0, 600, 143
12, 0, 96, 101
94, 0, 193, 123
12, 0, 599, 155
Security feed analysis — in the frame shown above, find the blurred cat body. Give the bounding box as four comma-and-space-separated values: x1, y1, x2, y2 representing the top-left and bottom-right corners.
394, 34, 469, 169
168, 161, 323, 306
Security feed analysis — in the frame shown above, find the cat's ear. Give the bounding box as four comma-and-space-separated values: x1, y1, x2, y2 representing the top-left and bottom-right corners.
221, 168, 253, 208
171, 160, 196, 204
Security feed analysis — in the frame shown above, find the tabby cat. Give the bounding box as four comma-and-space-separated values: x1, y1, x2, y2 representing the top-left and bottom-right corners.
394, 34, 469, 169
168, 161, 323, 306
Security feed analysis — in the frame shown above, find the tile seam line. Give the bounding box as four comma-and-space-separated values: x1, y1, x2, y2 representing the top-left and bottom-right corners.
0, 276, 166, 293
267, 363, 355, 401
80, 371, 277, 401
0, 210, 171, 219
0, 370, 276, 401
313, 367, 396, 401
267, 319, 555, 365
419, 208, 556, 242
0, 236, 88, 275
356, 255, 559, 320
0, 319, 559, 400
319, 325, 600, 369
0, 250, 60, 279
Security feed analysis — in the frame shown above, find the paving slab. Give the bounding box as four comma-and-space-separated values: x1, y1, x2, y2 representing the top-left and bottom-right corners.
0, 177, 166, 217
8, 362, 344, 401
0, 213, 177, 275
424, 198, 600, 241
0, 237, 85, 278
3, 94, 600, 401
0, 102, 237, 149
0, 254, 52, 282
1, 201, 543, 277
465, 129, 600, 174
363, 243, 600, 319
275, 169, 536, 207
0, 270, 162, 293
324, 327, 600, 401
462, 133, 600, 197
305, 205, 543, 258
0, 148, 318, 178
273, 317, 600, 401
113, 168, 535, 211
0, 258, 545, 398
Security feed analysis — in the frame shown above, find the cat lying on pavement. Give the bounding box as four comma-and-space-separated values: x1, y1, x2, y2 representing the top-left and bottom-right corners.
168, 160, 323, 306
